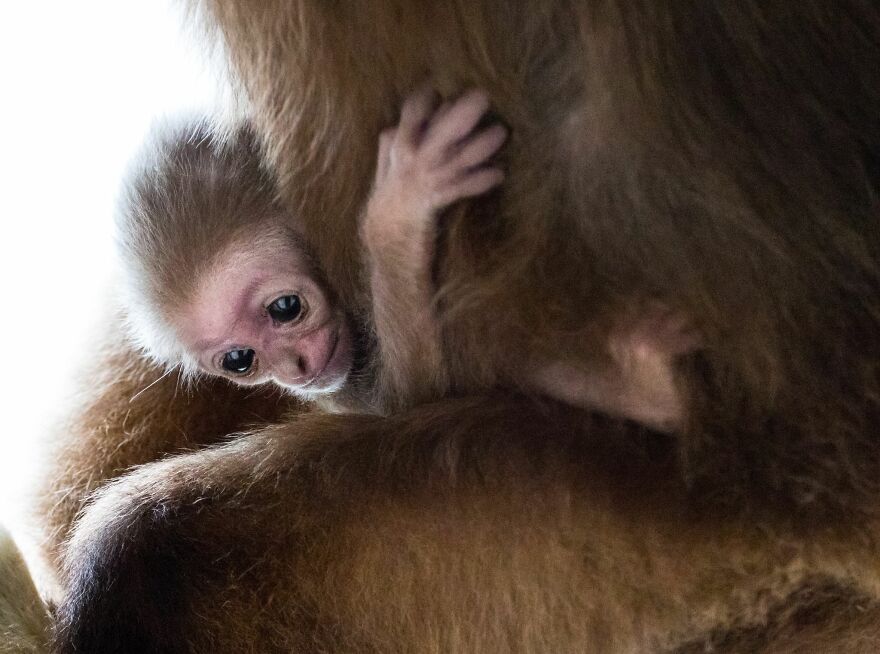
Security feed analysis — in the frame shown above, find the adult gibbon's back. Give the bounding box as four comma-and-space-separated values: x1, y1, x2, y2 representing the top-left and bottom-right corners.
204, 0, 880, 512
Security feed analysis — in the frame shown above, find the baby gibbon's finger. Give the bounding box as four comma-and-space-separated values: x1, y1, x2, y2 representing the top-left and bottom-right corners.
439, 167, 504, 205
399, 85, 437, 145
425, 89, 491, 153
453, 124, 507, 169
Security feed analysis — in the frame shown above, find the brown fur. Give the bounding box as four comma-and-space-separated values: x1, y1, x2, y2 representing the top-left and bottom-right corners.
51, 397, 880, 652
197, 0, 880, 514
41, 0, 880, 651
674, 590, 880, 654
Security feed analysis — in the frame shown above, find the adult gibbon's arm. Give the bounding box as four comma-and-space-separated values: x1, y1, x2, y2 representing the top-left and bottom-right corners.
36, 320, 295, 590
51, 396, 880, 653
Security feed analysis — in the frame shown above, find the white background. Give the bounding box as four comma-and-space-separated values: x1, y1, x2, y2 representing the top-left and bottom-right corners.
0, 2, 220, 565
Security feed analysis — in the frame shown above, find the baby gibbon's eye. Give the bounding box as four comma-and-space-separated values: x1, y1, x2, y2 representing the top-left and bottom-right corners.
268, 295, 302, 323
221, 348, 255, 374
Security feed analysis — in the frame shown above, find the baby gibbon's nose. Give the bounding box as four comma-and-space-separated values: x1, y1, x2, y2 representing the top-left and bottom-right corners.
271, 327, 334, 388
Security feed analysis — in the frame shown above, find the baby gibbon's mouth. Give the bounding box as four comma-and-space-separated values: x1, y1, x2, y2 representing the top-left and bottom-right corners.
302, 327, 340, 389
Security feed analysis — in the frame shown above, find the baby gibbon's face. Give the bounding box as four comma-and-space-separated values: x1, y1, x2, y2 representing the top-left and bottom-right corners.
176, 233, 354, 399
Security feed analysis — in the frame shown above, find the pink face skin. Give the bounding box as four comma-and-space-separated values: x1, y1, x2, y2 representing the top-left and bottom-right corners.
175, 232, 354, 399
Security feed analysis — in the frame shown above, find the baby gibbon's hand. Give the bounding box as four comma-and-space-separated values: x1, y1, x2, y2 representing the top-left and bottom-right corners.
362, 86, 506, 249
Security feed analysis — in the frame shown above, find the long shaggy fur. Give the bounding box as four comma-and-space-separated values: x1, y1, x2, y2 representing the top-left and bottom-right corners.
51, 397, 880, 653
109, 1, 880, 515
196, 0, 880, 516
